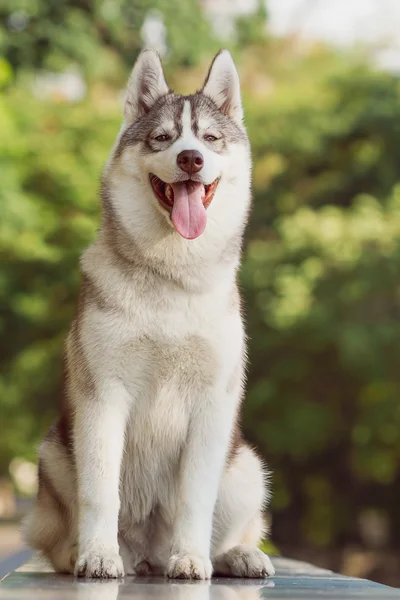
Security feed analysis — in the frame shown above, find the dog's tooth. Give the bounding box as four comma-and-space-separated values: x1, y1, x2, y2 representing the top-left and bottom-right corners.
165, 185, 172, 200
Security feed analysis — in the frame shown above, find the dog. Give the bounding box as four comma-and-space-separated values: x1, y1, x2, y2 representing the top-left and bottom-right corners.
23, 49, 275, 580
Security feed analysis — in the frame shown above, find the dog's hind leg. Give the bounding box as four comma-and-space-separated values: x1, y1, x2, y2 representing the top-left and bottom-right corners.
23, 482, 77, 573
23, 428, 78, 573
211, 445, 275, 578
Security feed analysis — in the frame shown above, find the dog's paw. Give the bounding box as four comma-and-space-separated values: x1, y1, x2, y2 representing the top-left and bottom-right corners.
75, 550, 124, 578
213, 545, 275, 578
167, 553, 212, 580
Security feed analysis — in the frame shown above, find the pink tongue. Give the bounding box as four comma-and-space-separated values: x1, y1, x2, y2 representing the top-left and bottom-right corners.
171, 181, 207, 239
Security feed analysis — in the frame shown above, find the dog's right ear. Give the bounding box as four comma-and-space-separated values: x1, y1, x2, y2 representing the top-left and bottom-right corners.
202, 50, 243, 125
124, 49, 170, 124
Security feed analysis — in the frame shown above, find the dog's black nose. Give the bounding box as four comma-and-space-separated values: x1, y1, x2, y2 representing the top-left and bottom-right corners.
177, 150, 204, 174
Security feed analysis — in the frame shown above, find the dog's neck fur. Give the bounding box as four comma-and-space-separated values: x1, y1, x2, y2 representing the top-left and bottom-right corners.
93, 176, 247, 296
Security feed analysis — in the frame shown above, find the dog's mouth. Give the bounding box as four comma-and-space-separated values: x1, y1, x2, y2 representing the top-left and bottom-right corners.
149, 174, 219, 240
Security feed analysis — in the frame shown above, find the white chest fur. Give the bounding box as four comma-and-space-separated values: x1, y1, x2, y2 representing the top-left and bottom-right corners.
78, 246, 244, 526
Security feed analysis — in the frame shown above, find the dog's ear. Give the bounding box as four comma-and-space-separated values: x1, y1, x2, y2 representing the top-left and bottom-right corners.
124, 49, 170, 124
202, 50, 243, 124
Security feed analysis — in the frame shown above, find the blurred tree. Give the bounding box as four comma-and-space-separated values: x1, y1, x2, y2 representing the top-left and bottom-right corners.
0, 0, 217, 78
241, 45, 400, 549
236, 0, 269, 47
0, 80, 117, 471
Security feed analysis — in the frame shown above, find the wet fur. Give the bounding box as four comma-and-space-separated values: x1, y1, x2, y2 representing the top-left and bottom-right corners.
23, 49, 274, 580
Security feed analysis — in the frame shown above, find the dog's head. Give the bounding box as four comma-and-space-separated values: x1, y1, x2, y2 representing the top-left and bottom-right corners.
105, 49, 251, 248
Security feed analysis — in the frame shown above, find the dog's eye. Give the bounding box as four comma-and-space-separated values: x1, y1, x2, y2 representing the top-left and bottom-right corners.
204, 134, 218, 142
204, 133, 219, 142
154, 134, 171, 142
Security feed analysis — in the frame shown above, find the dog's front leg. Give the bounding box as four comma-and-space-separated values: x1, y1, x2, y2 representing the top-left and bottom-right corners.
74, 380, 129, 578
167, 391, 235, 580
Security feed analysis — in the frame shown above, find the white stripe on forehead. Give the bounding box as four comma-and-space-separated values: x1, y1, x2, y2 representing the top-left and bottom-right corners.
175, 99, 203, 153
181, 100, 192, 136
181, 101, 215, 136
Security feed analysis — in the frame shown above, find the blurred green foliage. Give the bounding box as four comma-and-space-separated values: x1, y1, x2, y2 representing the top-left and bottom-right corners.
242, 48, 400, 547
0, 0, 216, 76
1, 0, 400, 551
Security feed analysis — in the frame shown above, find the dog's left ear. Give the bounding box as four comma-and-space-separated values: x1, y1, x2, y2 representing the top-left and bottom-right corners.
202, 50, 243, 124
124, 49, 170, 124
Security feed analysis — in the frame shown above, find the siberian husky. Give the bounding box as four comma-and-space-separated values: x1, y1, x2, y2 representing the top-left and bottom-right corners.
24, 49, 274, 580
